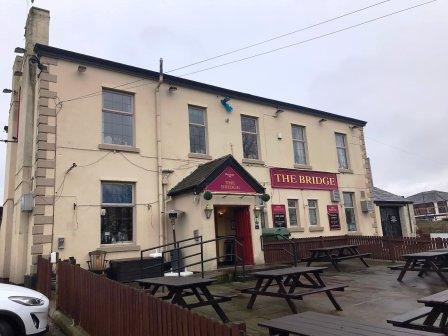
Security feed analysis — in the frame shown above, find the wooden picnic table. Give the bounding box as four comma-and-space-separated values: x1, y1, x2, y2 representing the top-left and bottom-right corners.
388, 289, 448, 334
136, 276, 231, 322
306, 244, 371, 271
393, 251, 448, 285
241, 266, 347, 314
260, 311, 442, 336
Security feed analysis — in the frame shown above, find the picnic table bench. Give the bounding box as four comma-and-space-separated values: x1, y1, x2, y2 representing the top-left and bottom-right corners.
259, 311, 442, 336
388, 289, 448, 334
390, 251, 448, 285
241, 266, 347, 313
136, 276, 231, 322
305, 244, 371, 271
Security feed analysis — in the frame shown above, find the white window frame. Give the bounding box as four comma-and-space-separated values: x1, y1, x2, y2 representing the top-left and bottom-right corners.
308, 199, 319, 226
100, 181, 135, 245
241, 115, 260, 160
287, 199, 300, 227
335, 132, 350, 170
188, 105, 208, 155
102, 89, 135, 146
291, 125, 308, 165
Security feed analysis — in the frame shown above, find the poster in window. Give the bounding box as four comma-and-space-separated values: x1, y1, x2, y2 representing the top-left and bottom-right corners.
327, 205, 341, 230
272, 204, 287, 228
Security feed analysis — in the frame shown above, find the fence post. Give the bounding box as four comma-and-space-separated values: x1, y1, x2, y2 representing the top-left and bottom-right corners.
231, 322, 246, 336
386, 237, 395, 262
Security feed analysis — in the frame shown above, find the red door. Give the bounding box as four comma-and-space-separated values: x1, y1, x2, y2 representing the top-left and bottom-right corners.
234, 207, 254, 265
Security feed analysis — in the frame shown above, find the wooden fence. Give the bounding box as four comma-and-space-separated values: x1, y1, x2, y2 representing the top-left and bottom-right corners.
263, 235, 448, 264
36, 256, 52, 299
57, 261, 246, 336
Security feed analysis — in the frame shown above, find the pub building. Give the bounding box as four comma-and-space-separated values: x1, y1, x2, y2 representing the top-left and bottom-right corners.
0, 7, 388, 284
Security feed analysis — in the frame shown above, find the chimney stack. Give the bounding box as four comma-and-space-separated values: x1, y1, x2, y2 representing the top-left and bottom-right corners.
24, 7, 50, 53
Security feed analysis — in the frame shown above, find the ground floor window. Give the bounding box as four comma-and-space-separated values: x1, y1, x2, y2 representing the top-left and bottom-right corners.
343, 192, 357, 231
287, 199, 299, 227
101, 182, 134, 244
308, 200, 319, 226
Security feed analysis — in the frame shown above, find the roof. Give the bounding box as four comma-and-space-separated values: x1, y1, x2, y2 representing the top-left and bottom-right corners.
407, 190, 448, 204
167, 154, 265, 197
34, 44, 367, 127
373, 187, 413, 205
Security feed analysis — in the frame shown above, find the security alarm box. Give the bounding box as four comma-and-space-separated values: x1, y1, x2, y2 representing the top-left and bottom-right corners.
21, 193, 33, 212
330, 190, 340, 202
361, 200, 374, 213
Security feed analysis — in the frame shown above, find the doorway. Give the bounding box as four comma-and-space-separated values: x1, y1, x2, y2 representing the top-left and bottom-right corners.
380, 206, 403, 238
214, 205, 254, 266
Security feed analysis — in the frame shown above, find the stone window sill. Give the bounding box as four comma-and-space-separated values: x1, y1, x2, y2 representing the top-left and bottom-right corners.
99, 244, 141, 253
289, 227, 305, 232
338, 168, 353, 174
242, 158, 266, 166
309, 226, 324, 232
98, 143, 140, 153
347, 231, 360, 235
294, 164, 313, 170
188, 153, 212, 160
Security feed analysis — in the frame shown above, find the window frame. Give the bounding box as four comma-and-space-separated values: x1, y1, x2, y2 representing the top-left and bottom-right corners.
102, 88, 135, 147
100, 181, 135, 245
307, 199, 319, 227
343, 192, 358, 232
241, 115, 261, 160
188, 105, 208, 155
287, 199, 300, 228
335, 132, 350, 170
291, 124, 308, 165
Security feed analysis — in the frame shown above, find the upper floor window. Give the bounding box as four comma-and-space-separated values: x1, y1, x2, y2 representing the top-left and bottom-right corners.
292, 125, 307, 165
241, 115, 259, 159
287, 199, 299, 227
188, 106, 207, 154
335, 133, 349, 169
308, 200, 319, 226
343, 192, 357, 231
101, 182, 134, 244
102, 90, 134, 146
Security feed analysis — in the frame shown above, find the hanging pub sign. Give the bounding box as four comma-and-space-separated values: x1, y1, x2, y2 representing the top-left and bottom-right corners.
272, 204, 287, 228
270, 168, 338, 191
206, 167, 256, 193
327, 205, 341, 230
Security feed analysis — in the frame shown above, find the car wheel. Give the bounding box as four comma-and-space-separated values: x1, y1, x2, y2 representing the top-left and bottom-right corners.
0, 320, 14, 336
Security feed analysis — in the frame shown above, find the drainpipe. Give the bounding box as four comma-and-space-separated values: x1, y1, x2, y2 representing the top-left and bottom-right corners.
155, 59, 164, 246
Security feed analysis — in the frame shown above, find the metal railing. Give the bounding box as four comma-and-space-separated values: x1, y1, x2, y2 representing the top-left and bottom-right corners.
140, 235, 246, 278
260, 233, 299, 266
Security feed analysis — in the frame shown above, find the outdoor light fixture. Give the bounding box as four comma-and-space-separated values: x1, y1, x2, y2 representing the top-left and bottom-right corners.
77, 65, 87, 73
253, 205, 262, 217
14, 47, 26, 54
168, 86, 177, 93
274, 109, 284, 118
29, 55, 47, 72
220, 97, 233, 112
204, 204, 213, 219
4, 126, 8, 133
319, 118, 327, 123
350, 125, 359, 130
2, 89, 14, 94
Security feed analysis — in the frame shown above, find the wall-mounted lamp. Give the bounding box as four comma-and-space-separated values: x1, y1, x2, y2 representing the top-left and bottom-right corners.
319, 118, 327, 123
3, 126, 8, 133
221, 97, 233, 112
77, 65, 87, 73
168, 86, 178, 93
29, 55, 47, 72
349, 125, 359, 130
253, 205, 262, 217
2, 89, 15, 94
14, 47, 26, 54
274, 109, 284, 118
204, 204, 213, 219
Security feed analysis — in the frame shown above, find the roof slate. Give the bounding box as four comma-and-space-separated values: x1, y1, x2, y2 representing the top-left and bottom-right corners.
373, 187, 413, 204
407, 190, 448, 204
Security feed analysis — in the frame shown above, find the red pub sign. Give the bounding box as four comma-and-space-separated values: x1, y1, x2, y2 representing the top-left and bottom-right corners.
270, 168, 338, 191
206, 166, 256, 193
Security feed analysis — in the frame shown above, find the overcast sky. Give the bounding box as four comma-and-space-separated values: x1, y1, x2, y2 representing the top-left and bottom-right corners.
0, 0, 446, 201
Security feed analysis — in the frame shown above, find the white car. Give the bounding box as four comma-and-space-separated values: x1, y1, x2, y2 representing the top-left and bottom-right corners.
0, 284, 49, 335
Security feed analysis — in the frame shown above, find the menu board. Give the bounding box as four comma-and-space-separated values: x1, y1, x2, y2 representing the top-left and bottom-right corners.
272, 204, 287, 228
327, 205, 341, 230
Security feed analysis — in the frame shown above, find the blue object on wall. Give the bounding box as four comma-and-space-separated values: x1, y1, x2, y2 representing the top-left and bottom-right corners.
221, 97, 233, 113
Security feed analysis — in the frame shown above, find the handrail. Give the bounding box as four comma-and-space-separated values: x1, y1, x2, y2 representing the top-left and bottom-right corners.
141, 235, 202, 254
261, 233, 299, 266
140, 234, 246, 278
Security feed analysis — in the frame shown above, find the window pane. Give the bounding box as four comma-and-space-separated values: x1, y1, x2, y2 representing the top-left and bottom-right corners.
335, 133, 345, 148
103, 91, 133, 113
103, 112, 133, 146
242, 133, 259, 159
293, 141, 306, 165
189, 124, 206, 154
292, 125, 304, 141
337, 148, 348, 169
101, 207, 133, 244
343, 192, 354, 207
308, 200, 318, 226
288, 199, 298, 227
102, 183, 133, 204
343, 192, 357, 231
241, 116, 257, 133
188, 106, 205, 125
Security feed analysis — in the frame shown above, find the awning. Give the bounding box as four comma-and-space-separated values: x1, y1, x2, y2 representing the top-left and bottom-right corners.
167, 154, 265, 197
